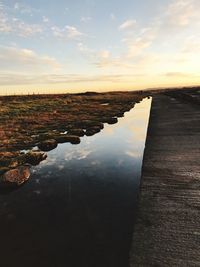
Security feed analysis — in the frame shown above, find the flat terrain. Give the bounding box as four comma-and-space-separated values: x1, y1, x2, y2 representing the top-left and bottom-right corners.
0, 91, 148, 183
130, 92, 200, 266
0, 92, 145, 152
0, 87, 200, 265
0, 92, 150, 267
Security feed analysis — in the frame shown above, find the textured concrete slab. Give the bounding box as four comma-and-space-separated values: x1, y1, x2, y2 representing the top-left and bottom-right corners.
130, 94, 200, 267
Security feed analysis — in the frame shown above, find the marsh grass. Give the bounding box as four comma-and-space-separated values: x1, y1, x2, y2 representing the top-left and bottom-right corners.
0, 91, 150, 185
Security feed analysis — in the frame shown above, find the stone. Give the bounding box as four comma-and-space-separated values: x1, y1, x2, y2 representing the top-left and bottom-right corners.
67, 129, 85, 137
85, 127, 101, 136
75, 120, 104, 129
1, 166, 30, 186
54, 134, 81, 144
38, 139, 57, 151
25, 151, 47, 165
102, 117, 118, 124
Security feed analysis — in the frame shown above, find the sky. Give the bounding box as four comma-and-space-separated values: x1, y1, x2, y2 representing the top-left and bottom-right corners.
0, 0, 199, 95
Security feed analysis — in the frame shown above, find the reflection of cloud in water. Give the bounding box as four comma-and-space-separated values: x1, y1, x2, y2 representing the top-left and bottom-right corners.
125, 150, 141, 159
103, 127, 114, 136
91, 160, 101, 166
118, 159, 125, 166
128, 125, 146, 141
35, 157, 56, 169
57, 165, 65, 170
31, 98, 151, 179
64, 147, 92, 161
127, 99, 151, 142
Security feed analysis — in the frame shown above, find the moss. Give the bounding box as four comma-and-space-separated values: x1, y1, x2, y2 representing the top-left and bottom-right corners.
38, 139, 58, 152
24, 151, 47, 165
53, 134, 81, 144
101, 117, 118, 124
67, 129, 85, 137
85, 126, 101, 136
0, 91, 150, 178
1, 166, 30, 186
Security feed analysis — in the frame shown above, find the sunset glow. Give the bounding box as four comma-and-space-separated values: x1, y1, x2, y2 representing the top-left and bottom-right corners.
0, 0, 199, 95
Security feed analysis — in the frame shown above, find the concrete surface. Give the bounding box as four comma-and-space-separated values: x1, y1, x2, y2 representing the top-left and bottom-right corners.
130, 94, 200, 267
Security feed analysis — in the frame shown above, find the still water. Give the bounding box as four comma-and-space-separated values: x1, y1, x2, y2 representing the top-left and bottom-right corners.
0, 97, 151, 267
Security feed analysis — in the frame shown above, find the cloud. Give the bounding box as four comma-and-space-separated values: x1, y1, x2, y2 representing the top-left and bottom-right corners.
81, 16, 92, 22
164, 72, 197, 78
0, 3, 43, 36
51, 26, 63, 38
123, 27, 157, 58
119, 19, 137, 31
125, 37, 152, 58
66, 26, 84, 39
13, 19, 43, 37
182, 35, 200, 53
51, 25, 84, 40
99, 50, 110, 59
64, 147, 92, 161
153, 0, 199, 37
14, 2, 38, 15
77, 42, 92, 52
42, 16, 49, 23
165, 0, 196, 27
95, 59, 135, 69
0, 73, 139, 86
110, 13, 116, 21
78, 43, 136, 69
117, 0, 198, 61
0, 2, 84, 40
77, 42, 96, 61
0, 46, 61, 72
78, 0, 199, 75
94, 50, 160, 71
95, 50, 123, 68
0, 12, 11, 32
126, 151, 140, 158
0, 2, 11, 33
0, 0, 199, 92
94, 52, 135, 69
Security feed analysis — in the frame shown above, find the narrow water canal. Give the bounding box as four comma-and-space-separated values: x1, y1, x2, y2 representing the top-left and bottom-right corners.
0, 97, 151, 267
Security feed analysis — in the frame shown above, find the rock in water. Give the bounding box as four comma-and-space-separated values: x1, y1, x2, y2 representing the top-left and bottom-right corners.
54, 135, 81, 144
101, 117, 118, 124
67, 129, 85, 137
38, 139, 58, 151
2, 166, 30, 186
85, 126, 101, 136
25, 151, 47, 165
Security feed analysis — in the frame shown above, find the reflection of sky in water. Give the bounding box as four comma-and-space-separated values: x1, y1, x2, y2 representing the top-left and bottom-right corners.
38, 97, 151, 180
0, 97, 152, 267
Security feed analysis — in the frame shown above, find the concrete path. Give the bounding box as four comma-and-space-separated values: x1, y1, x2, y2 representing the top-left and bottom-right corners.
130, 94, 200, 267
